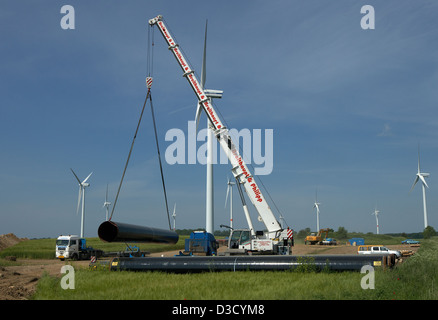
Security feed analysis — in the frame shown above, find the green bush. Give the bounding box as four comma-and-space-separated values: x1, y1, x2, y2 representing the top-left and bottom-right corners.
423, 226, 437, 239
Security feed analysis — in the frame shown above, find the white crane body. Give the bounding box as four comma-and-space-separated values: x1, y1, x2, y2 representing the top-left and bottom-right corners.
149, 15, 292, 253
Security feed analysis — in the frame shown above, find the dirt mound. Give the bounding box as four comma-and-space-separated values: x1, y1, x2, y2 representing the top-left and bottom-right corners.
0, 233, 27, 251
0, 259, 72, 300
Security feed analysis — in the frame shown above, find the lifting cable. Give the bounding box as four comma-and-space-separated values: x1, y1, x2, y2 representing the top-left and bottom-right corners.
150, 94, 172, 230
108, 89, 151, 222
109, 24, 172, 230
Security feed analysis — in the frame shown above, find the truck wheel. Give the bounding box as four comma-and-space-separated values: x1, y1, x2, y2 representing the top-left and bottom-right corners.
72, 254, 78, 261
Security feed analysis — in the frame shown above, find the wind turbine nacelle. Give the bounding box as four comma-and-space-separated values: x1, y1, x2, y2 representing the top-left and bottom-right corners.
204, 89, 223, 99
82, 183, 90, 187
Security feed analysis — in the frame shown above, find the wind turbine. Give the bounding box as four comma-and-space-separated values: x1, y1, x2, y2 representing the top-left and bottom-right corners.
172, 203, 177, 230
194, 20, 223, 235
71, 169, 92, 238
225, 177, 235, 229
313, 189, 321, 231
102, 184, 111, 221
372, 207, 380, 234
410, 146, 430, 229
278, 213, 285, 229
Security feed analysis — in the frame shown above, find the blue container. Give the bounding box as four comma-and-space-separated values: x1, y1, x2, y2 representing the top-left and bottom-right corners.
348, 238, 365, 246
185, 231, 217, 255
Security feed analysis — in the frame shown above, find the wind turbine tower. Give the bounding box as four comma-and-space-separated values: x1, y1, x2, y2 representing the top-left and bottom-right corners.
195, 20, 223, 234
225, 177, 235, 229
411, 146, 430, 229
172, 203, 177, 231
313, 190, 321, 231
71, 169, 92, 238
372, 208, 380, 234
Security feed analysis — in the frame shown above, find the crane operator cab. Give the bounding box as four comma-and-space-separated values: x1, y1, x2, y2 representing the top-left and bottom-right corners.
229, 229, 251, 249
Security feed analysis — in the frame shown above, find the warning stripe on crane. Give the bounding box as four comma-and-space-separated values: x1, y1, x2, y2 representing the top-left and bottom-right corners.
146, 77, 153, 89
287, 228, 293, 239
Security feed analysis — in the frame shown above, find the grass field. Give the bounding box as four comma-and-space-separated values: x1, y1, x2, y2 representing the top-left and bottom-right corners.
34, 268, 366, 300
2, 234, 436, 299
28, 237, 438, 300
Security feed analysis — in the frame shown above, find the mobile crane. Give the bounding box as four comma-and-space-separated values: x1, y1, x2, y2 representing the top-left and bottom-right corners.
149, 15, 293, 255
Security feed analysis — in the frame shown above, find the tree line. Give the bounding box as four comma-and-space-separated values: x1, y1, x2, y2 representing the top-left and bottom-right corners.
175, 226, 437, 239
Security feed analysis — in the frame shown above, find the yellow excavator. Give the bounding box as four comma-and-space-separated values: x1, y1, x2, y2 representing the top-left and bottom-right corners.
304, 228, 330, 245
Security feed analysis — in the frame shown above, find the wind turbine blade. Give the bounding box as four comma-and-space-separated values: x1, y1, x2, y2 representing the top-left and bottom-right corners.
419, 175, 429, 188
195, 20, 208, 134
195, 103, 202, 133
76, 186, 82, 215
173, 203, 176, 216
71, 168, 81, 184
225, 185, 230, 208
82, 172, 93, 184
410, 176, 419, 192
105, 184, 109, 202
200, 19, 208, 89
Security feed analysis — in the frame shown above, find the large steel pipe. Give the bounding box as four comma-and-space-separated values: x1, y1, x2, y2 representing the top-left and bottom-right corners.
108, 254, 388, 273
98, 221, 179, 244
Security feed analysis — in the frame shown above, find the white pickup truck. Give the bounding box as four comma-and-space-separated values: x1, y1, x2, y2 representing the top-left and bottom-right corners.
358, 245, 401, 258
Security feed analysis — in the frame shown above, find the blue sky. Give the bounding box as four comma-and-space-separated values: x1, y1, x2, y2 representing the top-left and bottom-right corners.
1, 1, 437, 239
